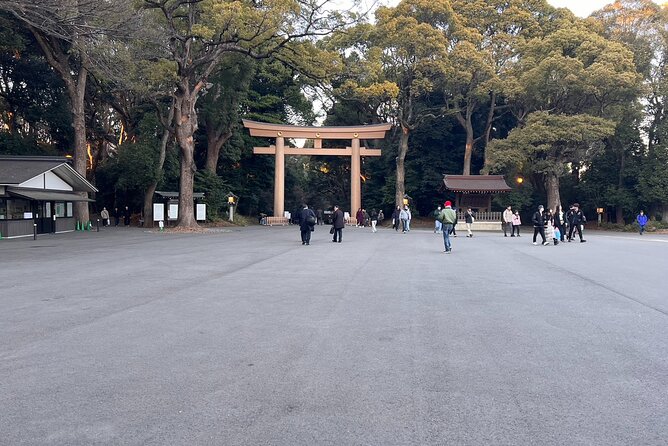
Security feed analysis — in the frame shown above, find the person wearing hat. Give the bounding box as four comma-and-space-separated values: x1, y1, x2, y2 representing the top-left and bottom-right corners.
532, 205, 549, 245
438, 201, 457, 253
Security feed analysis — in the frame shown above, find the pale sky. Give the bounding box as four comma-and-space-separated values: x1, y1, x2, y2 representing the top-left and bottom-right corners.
547, 0, 661, 17
371, 0, 663, 18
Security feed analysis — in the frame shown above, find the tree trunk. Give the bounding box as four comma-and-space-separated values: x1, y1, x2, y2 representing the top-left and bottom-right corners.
395, 126, 409, 207
456, 108, 475, 176
71, 65, 90, 224
481, 93, 497, 175
174, 91, 198, 228
615, 145, 625, 224
204, 127, 231, 174
463, 124, 474, 176
615, 207, 624, 225
546, 172, 561, 212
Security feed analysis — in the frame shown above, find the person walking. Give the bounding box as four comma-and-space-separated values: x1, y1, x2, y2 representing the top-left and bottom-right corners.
502, 205, 513, 237
370, 209, 378, 233
532, 205, 549, 245
464, 208, 475, 237
511, 210, 521, 237
331, 205, 344, 243
113, 207, 120, 226
637, 210, 648, 235
405, 206, 412, 232
399, 206, 409, 233
567, 203, 587, 243
545, 209, 559, 245
438, 201, 457, 253
378, 209, 384, 226
299, 204, 316, 245
355, 208, 364, 227
316, 208, 324, 225
554, 205, 566, 242
433, 205, 442, 233
123, 206, 131, 226
100, 207, 110, 227
391, 206, 401, 231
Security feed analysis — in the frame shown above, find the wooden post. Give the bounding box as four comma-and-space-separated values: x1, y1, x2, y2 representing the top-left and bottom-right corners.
274, 136, 285, 217
351, 137, 361, 215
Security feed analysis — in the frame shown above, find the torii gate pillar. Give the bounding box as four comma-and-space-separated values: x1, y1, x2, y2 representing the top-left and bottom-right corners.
244, 120, 391, 218
274, 136, 285, 217
350, 137, 361, 215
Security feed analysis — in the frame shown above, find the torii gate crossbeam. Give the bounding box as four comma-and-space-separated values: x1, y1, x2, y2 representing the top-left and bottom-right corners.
243, 120, 391, 218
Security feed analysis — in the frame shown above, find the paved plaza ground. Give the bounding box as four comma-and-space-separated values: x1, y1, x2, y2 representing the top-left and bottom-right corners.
1, 224, 667, 445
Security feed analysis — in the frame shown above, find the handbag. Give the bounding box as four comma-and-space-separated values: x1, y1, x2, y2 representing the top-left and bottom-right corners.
307, 215, 316, 226
329, 226, 335, 234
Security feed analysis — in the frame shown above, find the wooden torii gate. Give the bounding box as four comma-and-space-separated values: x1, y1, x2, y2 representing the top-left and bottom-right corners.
243, 120, 392, 218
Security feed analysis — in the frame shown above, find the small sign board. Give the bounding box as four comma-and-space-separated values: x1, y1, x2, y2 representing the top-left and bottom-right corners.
196, 203, 206, 221
169, 204, 179, 220
153, 203, 165, 221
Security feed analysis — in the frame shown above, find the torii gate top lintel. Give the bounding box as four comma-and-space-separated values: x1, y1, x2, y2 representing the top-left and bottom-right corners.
242, 119, 391, 140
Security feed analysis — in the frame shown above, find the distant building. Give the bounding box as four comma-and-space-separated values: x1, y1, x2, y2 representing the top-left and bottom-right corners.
0, 156, 97, 238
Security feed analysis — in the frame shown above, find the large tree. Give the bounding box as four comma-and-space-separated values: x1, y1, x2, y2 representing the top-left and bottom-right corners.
330, 0, 453, 207
1, 0, 139, 223
444, 0, 566, 175
142, 0, 342, 227
488, 23, 642, 211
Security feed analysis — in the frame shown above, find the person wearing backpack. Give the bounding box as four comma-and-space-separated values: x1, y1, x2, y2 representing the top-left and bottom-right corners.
438, 201, 457, 253
299, 204, 316, 245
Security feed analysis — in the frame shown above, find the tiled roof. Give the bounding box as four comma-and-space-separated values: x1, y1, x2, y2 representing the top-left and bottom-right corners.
443, 175, 511, 193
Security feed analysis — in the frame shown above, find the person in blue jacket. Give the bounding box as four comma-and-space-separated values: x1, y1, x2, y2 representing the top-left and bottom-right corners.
636, 210, 648, 235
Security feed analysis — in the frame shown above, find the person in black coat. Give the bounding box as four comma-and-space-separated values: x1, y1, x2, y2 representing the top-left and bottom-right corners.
567, 203, 587, 242
299, 204, 316, 245
331, 205, 345, 243
532, 205, 548, 245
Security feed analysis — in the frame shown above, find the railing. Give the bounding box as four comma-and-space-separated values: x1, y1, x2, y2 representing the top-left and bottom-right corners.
458, 211, 502, 222
264, 216, 289, 226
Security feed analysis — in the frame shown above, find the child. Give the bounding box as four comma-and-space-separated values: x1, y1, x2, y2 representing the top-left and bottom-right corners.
511, 211, 521, 237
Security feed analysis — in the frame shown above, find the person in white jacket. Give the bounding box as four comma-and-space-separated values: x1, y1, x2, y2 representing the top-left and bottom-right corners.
502, 206, 513, 237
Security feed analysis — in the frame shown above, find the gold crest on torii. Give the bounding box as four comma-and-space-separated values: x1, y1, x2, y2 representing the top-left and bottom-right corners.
243, 120, 391, 218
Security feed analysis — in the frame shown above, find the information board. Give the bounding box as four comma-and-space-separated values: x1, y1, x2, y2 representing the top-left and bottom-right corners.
153, 203, 165, 221
196, 203, 206, 221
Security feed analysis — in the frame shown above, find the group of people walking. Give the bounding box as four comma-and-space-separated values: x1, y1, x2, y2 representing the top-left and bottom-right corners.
355, 208, 384, 232
531, 203, 587, 246
298, 201, 657, 248
99, 206, 131, 227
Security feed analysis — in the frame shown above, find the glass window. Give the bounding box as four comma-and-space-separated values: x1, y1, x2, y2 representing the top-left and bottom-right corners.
45, 202, 51, 218
0, 198, 6, 219
66, 202, 73, 217
7, 199, 31, 220
55, 202, 66, 218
